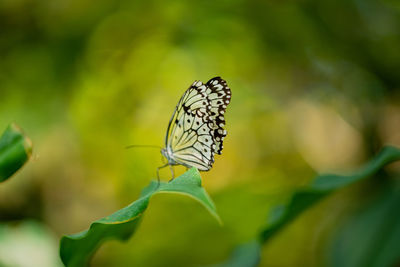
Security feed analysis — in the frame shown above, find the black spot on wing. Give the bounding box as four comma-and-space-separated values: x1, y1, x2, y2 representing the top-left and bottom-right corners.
205, 77, 231, 154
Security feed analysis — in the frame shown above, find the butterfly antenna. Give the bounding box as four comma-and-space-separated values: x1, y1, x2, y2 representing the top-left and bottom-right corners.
125, 145, 162, 149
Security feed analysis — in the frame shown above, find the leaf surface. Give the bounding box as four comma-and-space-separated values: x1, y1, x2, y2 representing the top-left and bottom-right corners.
60, 168, 220, 267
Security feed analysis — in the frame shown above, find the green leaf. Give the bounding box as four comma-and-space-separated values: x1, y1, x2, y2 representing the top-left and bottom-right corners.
215, 146, 400, 267
0, 123, 32, 182
59, 168, 221, 267
260, 146, 400, 242
329, 185, 400, 267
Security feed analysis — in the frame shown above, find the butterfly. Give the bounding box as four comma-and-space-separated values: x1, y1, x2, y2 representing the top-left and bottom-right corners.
159, 77, 231, 179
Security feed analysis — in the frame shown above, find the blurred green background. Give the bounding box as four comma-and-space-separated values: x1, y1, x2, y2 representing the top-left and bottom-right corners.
1, 0, 400, 266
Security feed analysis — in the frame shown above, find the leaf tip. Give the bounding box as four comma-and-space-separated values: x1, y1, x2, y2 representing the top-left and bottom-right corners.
10, 122, 33, 158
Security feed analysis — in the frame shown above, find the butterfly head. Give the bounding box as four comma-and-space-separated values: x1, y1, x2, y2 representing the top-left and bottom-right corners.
161, 147, 176, 165
161, 148, 167, 160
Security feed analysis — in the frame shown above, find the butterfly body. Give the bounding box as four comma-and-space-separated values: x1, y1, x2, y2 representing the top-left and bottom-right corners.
161, 147, 178, 166
161, 77, 231, 173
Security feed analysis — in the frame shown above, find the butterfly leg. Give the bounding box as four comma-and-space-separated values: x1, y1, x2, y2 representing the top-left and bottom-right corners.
168, 165, 175, 182
161, 154, 167, 164
156, 163, 169, 185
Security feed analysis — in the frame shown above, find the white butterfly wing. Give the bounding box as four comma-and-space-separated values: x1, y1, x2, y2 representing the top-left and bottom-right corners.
165, 81, 215, 170
164, 77, 231, 171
